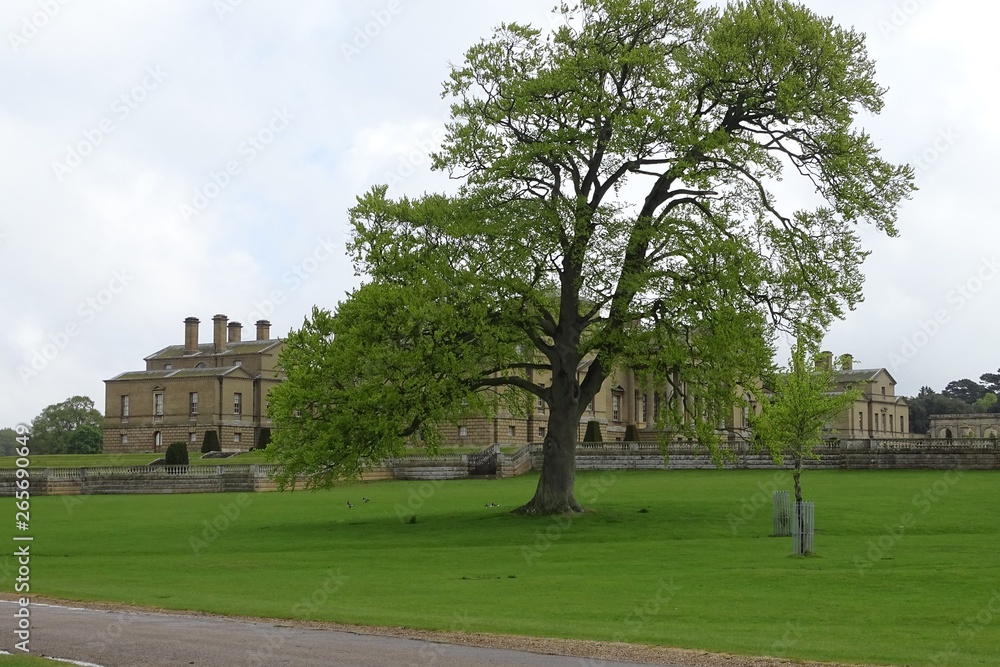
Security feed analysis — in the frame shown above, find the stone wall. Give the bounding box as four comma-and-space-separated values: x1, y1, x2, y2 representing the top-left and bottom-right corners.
5, 439, 995, 496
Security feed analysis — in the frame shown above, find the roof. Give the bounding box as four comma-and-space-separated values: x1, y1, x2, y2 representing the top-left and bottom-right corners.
145, 339, 283, 361
106, 366, 255, 382
833, 368, 897, 385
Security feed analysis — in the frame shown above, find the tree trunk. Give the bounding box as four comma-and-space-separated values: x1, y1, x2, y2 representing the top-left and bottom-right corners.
515, 371, 584, 515
793, 454, 805, 555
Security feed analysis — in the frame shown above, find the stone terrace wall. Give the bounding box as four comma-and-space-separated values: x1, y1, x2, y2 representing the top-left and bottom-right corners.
4, 439, 995, 496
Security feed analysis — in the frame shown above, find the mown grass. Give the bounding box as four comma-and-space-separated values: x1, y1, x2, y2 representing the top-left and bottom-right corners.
6, 471, 998, 666
0, 655, 67, 665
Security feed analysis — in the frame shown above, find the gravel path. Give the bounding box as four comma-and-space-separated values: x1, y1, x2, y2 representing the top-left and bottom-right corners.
0, 595, 891, 667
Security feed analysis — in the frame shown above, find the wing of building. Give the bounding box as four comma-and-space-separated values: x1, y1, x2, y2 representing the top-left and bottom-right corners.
822, 353, 909, 439
103, 315, 284, 453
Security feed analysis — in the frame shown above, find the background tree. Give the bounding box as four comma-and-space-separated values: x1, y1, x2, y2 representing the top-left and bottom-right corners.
66, 423, 103, 455
29, 396, 103, 455
201, 430, 221, 454
269, 0, 911, 514
753, 342, 860, 505
941, 379, 987, 405
752, 341, 859, 555
255, 427, 271, 451
0, 428, 19, 457
905, 387, 972, 434
165, 442, 189, 466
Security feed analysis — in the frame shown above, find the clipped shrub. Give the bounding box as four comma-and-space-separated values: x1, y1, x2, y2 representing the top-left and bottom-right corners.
165, 441, 189, 466
624, 424, 639, 442
254, 427, 271, 450
583, 420, 603, 443
201, 430, 221, 453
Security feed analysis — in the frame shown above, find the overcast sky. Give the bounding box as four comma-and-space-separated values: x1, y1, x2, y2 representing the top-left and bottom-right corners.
1, 0, 996, 428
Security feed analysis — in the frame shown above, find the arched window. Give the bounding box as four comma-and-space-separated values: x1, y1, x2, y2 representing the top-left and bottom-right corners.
153, 431, 162, 452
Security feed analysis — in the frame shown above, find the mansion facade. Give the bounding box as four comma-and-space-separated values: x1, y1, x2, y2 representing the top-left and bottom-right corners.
444, 352, 911, 447
103, 315, 284, 453
102, 317, 910, 453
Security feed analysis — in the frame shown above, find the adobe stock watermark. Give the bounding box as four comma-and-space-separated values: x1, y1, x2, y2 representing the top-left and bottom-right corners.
888, 256, 999, 370
853, 468, 963, 575
407, 612, 474, 666
878, 0, 929, 40
578, 578, 682, 667
382, 120, 448, 189
725, 470, 792, 535
213, 0, 246, 21
188, 494, 252, 556
341, 0, 403, 62
247, 569, 350, 667
7, 0, 72, 52
52, 66, 168, 182
911, 127, 959, 181
929, 589, 1000, 666
522, 472, 618, 566
179, 107, 295, 221
19, 269, 135, 382
244, 236, 340, 326
393, 479, 446, 524
85, 611, 139, 655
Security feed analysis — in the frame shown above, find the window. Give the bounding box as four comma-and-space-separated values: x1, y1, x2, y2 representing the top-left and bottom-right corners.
233, 393, 242, 417
189, 432, 197, 443
459, 426, 468, 438
234, 433, 242, 444
654, 394, 661, 421
641, 395, 648, 422
900, 416, 905, 432
508, 425, 516, 437
881, 414, 886, 431
538, 427, 546, 437
233, 360, 242, 367
165, 363, 173, 370
153, 431, 162, 451
195, 362, 207, 369
153, 392, 163, 417
858, 412, 863, 430
121, 395, 129, 421
612, 393, 622, 422
189, 392, 199, 416
589, 399, 595, 416
120, 434, 128, 446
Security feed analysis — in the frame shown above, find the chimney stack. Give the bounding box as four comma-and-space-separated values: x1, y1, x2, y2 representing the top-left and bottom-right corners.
228, 321, 243, 343
256, 319, 271, 341
815, 350, 833, 372
184, 317, 200, 355
213, 314, 228, 353
840, 353, 854, 371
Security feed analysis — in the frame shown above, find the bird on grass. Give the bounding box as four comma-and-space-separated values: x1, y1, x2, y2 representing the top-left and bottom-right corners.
362, 497, 370, 503
347, 501, 354, 509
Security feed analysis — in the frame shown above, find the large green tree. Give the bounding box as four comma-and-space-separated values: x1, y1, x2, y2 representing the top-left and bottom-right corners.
269, 0, 911, 513
29, 396, 103, 455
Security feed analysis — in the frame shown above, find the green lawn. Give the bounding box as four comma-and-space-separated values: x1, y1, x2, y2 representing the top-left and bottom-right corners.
0, 655, 67, 665
7, 471, 998, 666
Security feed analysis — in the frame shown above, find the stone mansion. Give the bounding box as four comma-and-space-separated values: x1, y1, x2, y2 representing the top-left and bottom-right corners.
103, 315, 284, 453
103, 317, 910, 452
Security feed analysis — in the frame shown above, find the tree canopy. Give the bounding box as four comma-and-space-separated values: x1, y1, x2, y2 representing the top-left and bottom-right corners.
29, 395, 103, 455
268, 0, 911, 513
